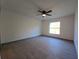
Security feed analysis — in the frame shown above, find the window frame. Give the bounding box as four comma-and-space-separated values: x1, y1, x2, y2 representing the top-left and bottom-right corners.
49, 21, 60, 34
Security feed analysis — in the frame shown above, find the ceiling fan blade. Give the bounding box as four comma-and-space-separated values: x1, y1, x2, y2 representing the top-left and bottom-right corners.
46, 14, 52, 16
38, 10, 42, 12
38, 9, 43, 13
47, 10, 52, 13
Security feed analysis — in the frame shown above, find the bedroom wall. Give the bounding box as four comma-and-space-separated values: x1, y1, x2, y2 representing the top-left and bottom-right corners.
74, 3, 78, 52
42, 15, 74, 40
0, 11, 41, 43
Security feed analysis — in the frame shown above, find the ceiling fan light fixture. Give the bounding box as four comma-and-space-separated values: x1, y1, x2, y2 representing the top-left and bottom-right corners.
42, 14, 46, 17
38, 9, 52, 17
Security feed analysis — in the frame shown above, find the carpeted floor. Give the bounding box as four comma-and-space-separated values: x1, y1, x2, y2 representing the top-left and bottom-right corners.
1, 36, 77, 59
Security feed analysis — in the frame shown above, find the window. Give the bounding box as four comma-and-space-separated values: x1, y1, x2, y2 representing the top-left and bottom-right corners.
49, 21, 60, 34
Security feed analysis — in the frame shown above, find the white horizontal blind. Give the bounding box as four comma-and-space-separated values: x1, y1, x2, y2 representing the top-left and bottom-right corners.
49, 22, 60, 34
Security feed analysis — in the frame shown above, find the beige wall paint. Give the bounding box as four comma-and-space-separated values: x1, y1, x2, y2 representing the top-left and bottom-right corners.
1, 12, 41, 43
0, 10, 75, 43
42, 15, 74, 40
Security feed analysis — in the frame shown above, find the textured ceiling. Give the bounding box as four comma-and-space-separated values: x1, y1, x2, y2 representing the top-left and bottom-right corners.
1, 0, 77, 19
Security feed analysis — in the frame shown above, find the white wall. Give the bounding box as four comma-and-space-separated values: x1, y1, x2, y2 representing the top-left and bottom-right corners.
42, 15, 74, 40
1, 12, 41, 43
74, 4, 78, 52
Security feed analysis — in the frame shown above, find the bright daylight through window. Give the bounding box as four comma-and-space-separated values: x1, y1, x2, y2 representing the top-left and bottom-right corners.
49, 21, 60, 34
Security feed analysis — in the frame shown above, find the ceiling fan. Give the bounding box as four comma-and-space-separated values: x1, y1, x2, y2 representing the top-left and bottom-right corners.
38, 9, 52, 17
